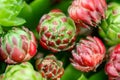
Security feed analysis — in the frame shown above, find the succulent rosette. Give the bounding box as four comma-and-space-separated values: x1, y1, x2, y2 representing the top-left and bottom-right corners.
36, 55, 64, 80
68, 0, 107, 28
3, 62, 45, 80
99, 2, 120, 46
105, 44, 120, 80
0, 27, 37, 64
0, 0, 26, 26
71, 36, 106, 72
37, 9, 76, 52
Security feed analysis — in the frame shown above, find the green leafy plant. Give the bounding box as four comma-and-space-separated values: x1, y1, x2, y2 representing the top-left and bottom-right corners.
0, 0, 25, 26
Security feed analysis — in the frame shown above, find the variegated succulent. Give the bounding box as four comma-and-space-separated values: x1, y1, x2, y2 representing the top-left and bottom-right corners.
0, 27, 37, 64
37, 9, 76, 52
36, 55, 64, 80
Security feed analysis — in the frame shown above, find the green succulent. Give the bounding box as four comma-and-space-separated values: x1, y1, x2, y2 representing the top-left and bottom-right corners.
3, 62, 46, 80
0, 0, 26, 26
99, 2, 120, 46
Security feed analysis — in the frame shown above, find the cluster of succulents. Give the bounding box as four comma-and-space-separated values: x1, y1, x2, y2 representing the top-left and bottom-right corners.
1, 0, 120, 80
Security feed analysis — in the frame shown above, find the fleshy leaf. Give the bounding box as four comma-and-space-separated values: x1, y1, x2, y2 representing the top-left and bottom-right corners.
89, 70, 108, 80
61, 64, 82, 80
77, 74, 88, 80
0, 18, 26, 26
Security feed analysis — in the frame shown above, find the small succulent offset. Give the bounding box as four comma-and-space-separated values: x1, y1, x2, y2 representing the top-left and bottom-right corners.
36, 55, 64, 80
105, 44, 120, 80
37, 9, 76, 52
0, 27, 37, 64
68, 0, 107, 28
99, 2, 120, 46
0, 0, 26, 26
71, 36, 106, 72
3, 62, 45, 80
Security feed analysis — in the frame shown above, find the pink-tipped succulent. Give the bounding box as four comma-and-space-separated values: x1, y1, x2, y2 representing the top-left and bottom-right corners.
37, 9, 76, 52
36, 55, 64, 80
71, 36, 106, 72
105, 44, 120, 80
0, 27, 37, 64
68, 0, 107, 28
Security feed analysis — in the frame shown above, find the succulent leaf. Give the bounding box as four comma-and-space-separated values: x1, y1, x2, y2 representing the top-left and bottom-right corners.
77, 74, 88, 80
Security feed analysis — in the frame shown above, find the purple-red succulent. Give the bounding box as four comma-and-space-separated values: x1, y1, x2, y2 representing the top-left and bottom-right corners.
71, 36, 106, 72
105, 44, 120, 80
0, 27, 37, 64
36, 55, 64, 80
68, 0, 107, 28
